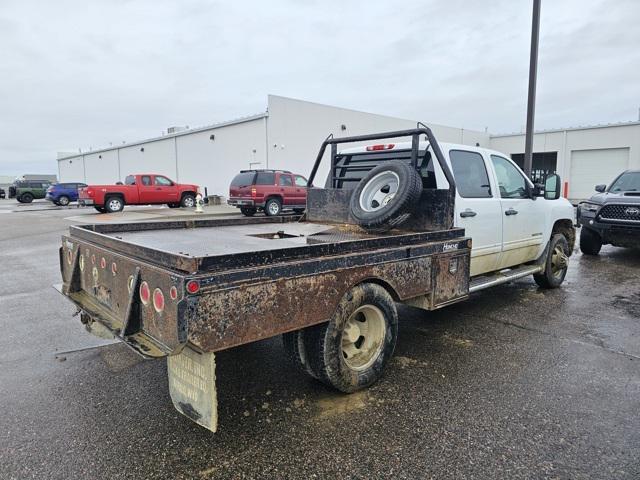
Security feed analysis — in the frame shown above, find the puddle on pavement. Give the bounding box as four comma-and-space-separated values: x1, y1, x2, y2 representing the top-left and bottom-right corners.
612, 293, 640, 317
442, 333, 474, 348
394, 355, 429, 369
315, 390, 369, 419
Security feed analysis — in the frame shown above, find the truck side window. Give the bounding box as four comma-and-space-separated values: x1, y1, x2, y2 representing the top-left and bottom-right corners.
125, 175, 136, 185
490, 155, 528, 199
449, 150, 492, 198
154, 176, 173, 186
295, 175, 307, 187
141, 176, 152, 186
279, 175, 293, 186
255, 172, 275, 185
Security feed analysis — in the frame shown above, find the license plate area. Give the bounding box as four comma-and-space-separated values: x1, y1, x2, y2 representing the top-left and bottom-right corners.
60, 237, 189, 355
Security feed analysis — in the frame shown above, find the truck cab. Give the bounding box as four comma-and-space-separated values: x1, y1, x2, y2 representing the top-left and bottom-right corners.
334, 141, 575, 279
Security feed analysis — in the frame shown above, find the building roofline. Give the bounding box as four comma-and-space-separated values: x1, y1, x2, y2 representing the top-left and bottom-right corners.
267, 94, 488, 135
490, 120, 640, 138
57, 112, 268, 161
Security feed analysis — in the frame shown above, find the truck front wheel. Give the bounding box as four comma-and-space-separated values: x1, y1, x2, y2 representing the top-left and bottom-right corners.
181, 194, 196, 208
305, 283, 398, 393
579, 227, 602, 256
534, 234, 570, 289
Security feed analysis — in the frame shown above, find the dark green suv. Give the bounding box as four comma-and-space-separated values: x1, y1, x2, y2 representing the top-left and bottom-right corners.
9, 180, 52, 203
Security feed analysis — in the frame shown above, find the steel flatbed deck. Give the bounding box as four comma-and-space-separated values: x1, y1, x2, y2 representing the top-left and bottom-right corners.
69, 216, 467, 274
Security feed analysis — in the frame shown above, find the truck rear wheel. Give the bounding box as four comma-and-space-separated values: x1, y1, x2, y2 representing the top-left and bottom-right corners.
534, 234, 570, 289
105, 196, 124, 213
21, 192, 34, 203
240, 207, 257, 216
579, 227, 602, 255
265, 198, 282, 216
349, 162, 422, 233
282, 329, 319, 379
305, 283, 398, 393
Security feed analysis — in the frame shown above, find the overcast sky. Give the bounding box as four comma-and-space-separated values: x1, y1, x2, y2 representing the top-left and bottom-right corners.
1, 0, 638, 176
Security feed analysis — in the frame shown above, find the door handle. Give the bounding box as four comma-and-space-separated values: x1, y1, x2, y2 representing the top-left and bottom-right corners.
459, 209, 477, 218
505, 208, 518, 216
155, 188, 162, 191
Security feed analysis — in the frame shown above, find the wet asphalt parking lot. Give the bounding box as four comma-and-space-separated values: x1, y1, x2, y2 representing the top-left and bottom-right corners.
0, 200, 638, 479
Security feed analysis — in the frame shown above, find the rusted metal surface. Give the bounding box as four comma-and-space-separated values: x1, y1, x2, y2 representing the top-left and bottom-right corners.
59, 227, 471, 358
59, 236, 189, 357
431, 252, 470, 307
306, 188, 455, 232
187, 237, 471, 353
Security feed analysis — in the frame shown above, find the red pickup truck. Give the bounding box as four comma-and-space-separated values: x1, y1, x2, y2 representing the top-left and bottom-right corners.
78, 174, 199, 213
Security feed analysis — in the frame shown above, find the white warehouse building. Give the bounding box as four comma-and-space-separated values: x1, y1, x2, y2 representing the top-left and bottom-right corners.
57, 95, 640, 203
56, 95, 490, 196
490, 122, 640, 203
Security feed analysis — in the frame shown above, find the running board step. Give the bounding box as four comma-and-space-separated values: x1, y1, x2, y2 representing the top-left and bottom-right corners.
469, 264, 543, 293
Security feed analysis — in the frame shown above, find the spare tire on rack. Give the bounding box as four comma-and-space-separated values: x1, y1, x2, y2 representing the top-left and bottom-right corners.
349, 161, 422, 233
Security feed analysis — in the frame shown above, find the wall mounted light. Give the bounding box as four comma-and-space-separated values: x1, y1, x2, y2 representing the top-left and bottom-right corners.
341, 124, 347, 131
140, 147, 145, 152
210, 134, 215, 141
98, 155, 102, 159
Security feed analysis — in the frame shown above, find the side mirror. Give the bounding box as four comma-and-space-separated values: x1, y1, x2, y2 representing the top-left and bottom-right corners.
595, 184, 606, 193
544, 174, 561, 200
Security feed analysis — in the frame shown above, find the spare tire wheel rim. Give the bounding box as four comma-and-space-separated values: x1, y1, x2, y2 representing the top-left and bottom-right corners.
341, 305, 386, 371
359, 171, 400, 212
268, 201, 279, 215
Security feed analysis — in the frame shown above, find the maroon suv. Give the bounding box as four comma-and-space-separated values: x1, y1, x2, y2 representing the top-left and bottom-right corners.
228, 169, 308, 216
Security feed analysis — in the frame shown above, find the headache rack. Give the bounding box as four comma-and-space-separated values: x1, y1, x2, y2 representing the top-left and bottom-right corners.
306, 125, 456, 195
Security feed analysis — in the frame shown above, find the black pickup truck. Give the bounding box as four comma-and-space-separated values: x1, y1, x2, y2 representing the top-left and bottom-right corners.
577, 169, 640, 254
57, 127, 570, 432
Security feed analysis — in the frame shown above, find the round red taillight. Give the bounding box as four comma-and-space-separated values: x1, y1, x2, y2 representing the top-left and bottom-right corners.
153, 288, 165, 312
169, 286, 178, 300
139, 281, 151, 305
186, 280, 200, 294
100, 257, 106, 269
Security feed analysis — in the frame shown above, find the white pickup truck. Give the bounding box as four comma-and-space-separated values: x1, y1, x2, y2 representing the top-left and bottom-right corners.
336, 138, 576, 287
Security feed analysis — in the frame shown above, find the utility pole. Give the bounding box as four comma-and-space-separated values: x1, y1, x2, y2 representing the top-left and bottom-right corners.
524, 0, 541, 178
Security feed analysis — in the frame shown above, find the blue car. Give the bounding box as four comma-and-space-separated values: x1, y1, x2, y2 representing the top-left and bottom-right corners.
45, 182, 87, 206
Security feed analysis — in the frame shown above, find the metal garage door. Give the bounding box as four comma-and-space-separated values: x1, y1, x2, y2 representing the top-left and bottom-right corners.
569, 148, 629, 202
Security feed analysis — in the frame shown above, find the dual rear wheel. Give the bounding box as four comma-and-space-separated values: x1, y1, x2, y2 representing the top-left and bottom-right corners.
283, 283, 398, 393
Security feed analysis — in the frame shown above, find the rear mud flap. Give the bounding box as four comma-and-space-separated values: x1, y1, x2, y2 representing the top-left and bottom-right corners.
167, 345, 218, 432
